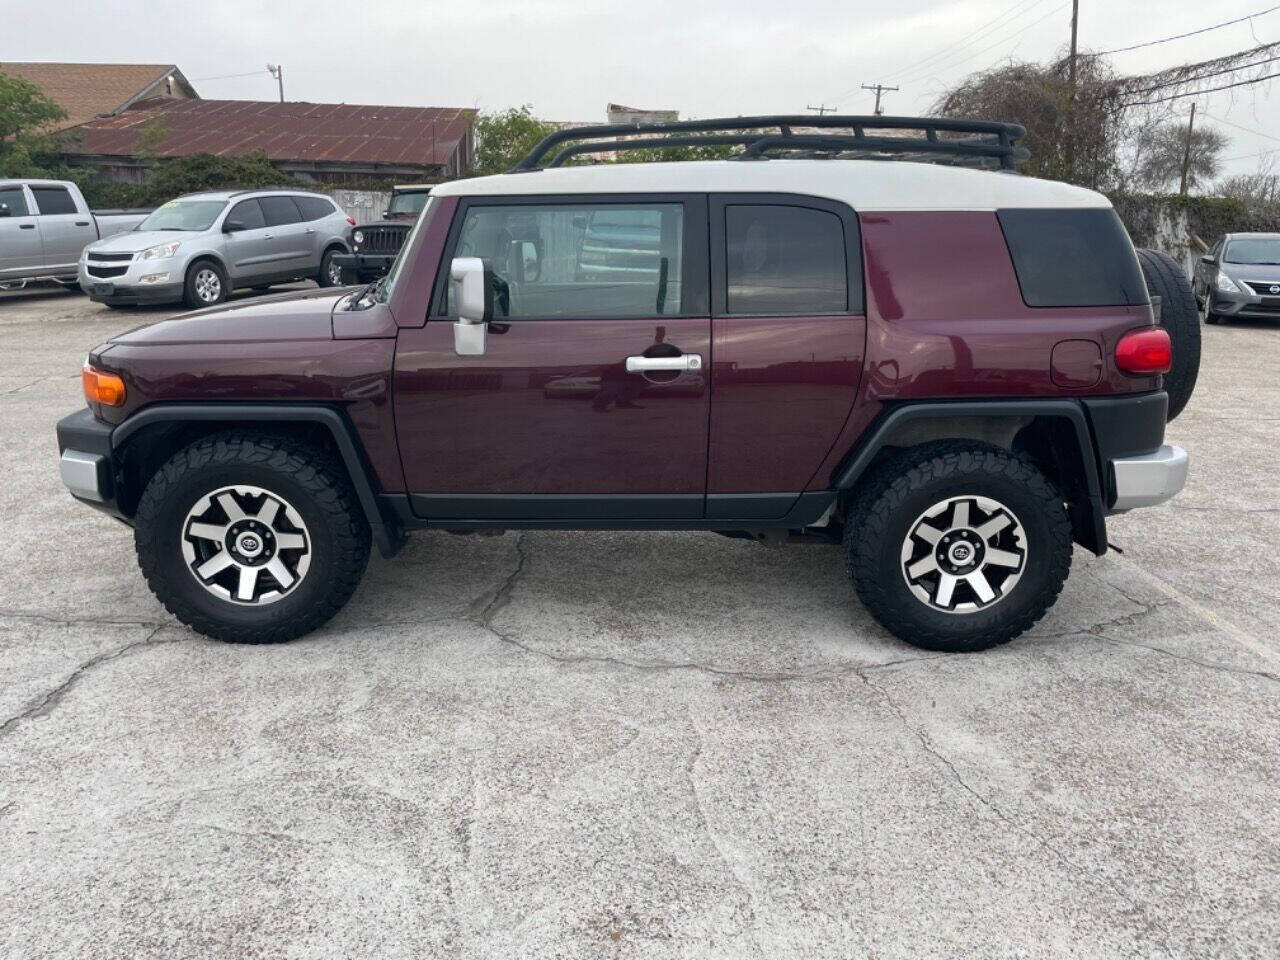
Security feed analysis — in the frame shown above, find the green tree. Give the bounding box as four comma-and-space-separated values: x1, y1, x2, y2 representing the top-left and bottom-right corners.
471, 106, 557, 175
0, 69, 73, 180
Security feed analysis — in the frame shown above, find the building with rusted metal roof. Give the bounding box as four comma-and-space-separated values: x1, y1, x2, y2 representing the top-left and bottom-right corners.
59, 97, 476, 185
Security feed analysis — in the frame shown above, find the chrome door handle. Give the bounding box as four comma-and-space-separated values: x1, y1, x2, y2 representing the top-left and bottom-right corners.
305, 228, 315, 234
626, 354, 702, 373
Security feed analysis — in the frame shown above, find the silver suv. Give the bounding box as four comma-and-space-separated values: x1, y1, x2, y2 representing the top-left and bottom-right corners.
78, 189, 353, 308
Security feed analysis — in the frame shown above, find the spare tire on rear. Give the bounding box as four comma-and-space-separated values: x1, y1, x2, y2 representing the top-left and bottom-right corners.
1136, 248, 1200, 421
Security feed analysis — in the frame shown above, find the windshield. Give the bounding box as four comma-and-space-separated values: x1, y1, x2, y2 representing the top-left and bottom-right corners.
387, 191, 430, 216
137, 200, 227, 232
1224, 238, 1280, 265
378, 197, 434, 303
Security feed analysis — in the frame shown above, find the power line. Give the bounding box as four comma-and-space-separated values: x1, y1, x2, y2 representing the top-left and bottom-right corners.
1200, 109, 1280, 142
861, 83, 899, 115
1083, 5, 1280, 57
189, 69, 268, 82
886, 0, 1063, 86
1121, 69, 1280, 106
875, 0, 1046, 84
1120, 49, 1280, 96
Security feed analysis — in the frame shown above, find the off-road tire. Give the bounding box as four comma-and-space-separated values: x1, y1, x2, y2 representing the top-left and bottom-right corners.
1136, 248, 1200, 421
183, 258, 229, 309
134, 433, 371, 643
844, 442, 1072, 653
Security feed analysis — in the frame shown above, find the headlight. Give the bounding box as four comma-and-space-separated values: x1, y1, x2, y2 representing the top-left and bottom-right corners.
352, 230, 364, 246
1216, 273, 1241, 293
140, 241, 181, 261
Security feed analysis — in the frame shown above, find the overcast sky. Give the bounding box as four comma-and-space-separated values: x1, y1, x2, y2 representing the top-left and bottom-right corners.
9, 0, 1280, 179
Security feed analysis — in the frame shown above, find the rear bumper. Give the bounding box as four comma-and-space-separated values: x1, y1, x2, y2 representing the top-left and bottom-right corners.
1111, 445, 1189, 511
1081, 392, 1188, 513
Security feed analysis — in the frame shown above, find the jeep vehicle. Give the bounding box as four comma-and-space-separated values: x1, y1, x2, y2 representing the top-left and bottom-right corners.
55, 116, 1199, 653
333, 184, 432, 283
0, 179, 149, 289
1193, 232, 1280, 324
78, 189, 355, 308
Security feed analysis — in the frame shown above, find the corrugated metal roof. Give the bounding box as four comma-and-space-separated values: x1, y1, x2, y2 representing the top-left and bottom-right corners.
64, 98, 476, 168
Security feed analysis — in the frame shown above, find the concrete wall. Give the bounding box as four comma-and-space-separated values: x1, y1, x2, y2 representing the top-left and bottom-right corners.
329, 189, 392, 225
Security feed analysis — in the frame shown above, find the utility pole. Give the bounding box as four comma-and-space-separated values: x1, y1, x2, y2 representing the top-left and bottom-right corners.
860, 83, 899, 116
1179, 102, 1197, 197
1068, 0, 1079, 88
806, 104, 837, 115
267, 64, 284, 103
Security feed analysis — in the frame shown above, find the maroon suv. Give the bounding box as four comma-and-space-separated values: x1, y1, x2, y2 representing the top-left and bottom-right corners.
56, 116, 1199, 652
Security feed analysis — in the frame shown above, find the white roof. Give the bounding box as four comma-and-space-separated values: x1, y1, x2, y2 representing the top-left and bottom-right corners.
433, 159, 1111, 212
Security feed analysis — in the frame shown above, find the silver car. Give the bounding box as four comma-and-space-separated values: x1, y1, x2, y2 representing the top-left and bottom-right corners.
78, 189, 353, 308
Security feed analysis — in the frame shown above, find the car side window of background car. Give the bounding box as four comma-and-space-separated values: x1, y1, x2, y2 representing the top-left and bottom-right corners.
258, 196, 303, 227
228, 199, 267, 230
30, 186, 77, 216
725, 204, 847, 315
444, 202, 685, 318
295, 196, 336, 221
0, 186, 29, 217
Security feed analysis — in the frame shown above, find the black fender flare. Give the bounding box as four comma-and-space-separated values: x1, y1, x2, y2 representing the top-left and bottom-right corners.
112, 404, 402, 557
830, 399, 1108, 555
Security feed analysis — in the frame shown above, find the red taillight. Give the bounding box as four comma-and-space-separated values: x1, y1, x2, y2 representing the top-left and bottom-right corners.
1115, 327, 1172, 375
346, 216, 356, 226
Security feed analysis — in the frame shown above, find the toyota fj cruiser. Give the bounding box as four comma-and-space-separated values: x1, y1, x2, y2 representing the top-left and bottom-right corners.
55, 116, 1199, 652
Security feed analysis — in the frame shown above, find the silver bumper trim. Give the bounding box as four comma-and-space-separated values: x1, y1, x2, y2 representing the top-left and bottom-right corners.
1111, 444, 1188, 511
59, 450, 108, 502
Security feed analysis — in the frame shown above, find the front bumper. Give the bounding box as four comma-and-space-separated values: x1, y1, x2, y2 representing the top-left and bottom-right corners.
79, 259, 185, 305
1207, 286, 1280, 319
56, 408, 126, 519
332, 252, 394, 283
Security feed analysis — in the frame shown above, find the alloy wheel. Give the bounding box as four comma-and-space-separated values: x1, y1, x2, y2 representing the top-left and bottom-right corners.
327, 259, 343, 286
900, 495, 1027, 613
181, 485, 311, 605
194, 268, 222, 303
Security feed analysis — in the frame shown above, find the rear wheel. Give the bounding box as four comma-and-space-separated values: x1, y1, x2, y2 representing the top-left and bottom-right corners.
1136, 248, 1200, 421
134, 434, 371, 643
184, 259, 228, 309
844, 442, 1072, 653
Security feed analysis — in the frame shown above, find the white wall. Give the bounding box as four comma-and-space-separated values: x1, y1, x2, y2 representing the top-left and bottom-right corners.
328, 189, 392, 225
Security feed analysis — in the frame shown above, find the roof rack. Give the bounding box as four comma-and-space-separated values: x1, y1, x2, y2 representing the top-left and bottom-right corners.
512, 115, 1029, 172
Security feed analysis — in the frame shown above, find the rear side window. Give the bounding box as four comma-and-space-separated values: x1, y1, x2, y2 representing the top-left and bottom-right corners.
725, 204, 847, 314
296, 196, 336, 221
258, 196, 302, 227
998, 208, 1148, 307
0, 187, 29, 217
31, 186, 78, 216
228, 199, 266, 230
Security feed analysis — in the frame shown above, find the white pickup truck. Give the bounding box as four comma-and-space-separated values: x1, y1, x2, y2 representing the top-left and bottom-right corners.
0, 179, 150, 289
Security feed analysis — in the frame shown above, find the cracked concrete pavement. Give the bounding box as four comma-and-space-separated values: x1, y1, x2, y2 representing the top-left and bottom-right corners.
2, 285, 1278, 958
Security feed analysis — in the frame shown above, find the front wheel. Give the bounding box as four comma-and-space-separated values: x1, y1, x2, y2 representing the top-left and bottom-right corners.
318, 248, 344, 288
184, 259, 228, 309
134, 434, 371, 643
844, 442, 1072, 653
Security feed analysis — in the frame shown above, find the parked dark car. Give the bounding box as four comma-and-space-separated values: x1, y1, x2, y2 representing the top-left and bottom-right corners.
332, 184, 431, 283
56, 116, 1198, 653
1194, 232, 1280, 324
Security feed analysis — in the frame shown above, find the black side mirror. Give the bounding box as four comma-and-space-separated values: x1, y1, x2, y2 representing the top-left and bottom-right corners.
0, 204, 10, 218
382, 210, 391, 218
1200, 254, 1214, 264
223, 220, 246, 233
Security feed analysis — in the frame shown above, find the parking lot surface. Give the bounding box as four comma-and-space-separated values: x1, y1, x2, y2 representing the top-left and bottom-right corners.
2, 284, 1278, 959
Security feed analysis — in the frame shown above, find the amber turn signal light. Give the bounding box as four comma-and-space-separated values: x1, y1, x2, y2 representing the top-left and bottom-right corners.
82, 364, 126, 406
